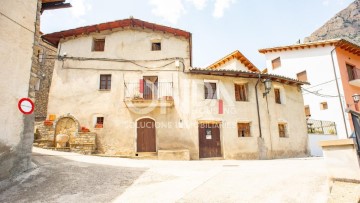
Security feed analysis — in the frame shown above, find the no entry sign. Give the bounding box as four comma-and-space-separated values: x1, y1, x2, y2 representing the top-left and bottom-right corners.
18, 98, 34, 115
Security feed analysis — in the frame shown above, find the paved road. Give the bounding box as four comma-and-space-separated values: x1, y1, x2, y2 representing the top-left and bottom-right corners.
0, 148, 329, 203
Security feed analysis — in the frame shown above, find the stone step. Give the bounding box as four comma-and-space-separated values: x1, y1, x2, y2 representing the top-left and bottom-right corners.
133, 152, 158, 160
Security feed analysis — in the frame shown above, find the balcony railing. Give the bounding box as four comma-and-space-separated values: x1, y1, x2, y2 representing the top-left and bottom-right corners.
307, 119, 337, 135
124, 82, 174, 107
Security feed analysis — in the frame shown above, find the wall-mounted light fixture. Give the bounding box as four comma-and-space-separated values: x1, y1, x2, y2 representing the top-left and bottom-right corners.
352, 93, 360, 104
263, 78, 272, 97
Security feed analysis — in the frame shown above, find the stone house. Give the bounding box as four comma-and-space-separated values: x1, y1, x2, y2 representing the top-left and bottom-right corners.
42, 18, 308, 160
0, 0, 70, 181
259, 39, 360, 156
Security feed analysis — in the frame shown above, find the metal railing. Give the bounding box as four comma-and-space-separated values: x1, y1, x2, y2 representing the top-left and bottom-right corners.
124, 82, 173, 100
307, 119, 337, 135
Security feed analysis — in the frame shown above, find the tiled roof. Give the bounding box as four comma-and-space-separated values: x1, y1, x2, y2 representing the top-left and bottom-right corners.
189, 67, 309, 86
42, 18, 191, 46
206, 50, 260, 73
259, 38, 360, 56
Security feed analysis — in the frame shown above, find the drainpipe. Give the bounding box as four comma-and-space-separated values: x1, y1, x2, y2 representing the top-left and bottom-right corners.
330, 46, 349, 138
255, 74, 262, 138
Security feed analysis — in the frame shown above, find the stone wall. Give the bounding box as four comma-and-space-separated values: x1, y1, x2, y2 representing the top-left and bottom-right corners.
70, 132, 96, 155
35, 40, 57, 121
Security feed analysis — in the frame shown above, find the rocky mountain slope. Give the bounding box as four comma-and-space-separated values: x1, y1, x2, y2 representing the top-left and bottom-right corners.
305, 0, 360, 44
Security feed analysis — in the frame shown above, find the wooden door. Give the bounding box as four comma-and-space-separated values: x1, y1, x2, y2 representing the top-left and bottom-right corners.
199, 123, 221, 158
137, 118, 156, 152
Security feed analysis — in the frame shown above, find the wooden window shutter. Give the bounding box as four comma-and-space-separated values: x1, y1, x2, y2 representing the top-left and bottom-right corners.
238, 123, 251, 137
296, 71, 308, 82
304, 105, 311, 117
235, 84, 248, 101
274, 89, 281, 104
93, 39, 105, 51
272, 57, 281, 69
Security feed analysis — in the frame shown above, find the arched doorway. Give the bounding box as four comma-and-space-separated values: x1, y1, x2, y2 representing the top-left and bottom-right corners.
54, 117, 77, 148
137, 118, 156, 152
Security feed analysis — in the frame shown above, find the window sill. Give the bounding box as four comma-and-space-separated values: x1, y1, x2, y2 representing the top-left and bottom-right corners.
236, 100, 249, 102
98, 89, 111, 92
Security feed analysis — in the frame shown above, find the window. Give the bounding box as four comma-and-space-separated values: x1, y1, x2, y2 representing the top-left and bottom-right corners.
320, 102, 328, 110
274, 88, 281, 104
204, 82, 217, 99
297, 71, 308, 82
235, 84, 248, 101
271, 57, 281, 69
347, 64, 356, 81
304, 105, 311, 117
93, 38, 105, 52
95, 117, 104, 128
151, 42, 161, 51
278, 123, 287, 137
237, 123, 251, 137
100, 74, 111, 90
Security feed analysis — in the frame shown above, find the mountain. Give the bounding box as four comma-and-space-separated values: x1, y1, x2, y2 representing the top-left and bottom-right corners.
304, 0, 360, 44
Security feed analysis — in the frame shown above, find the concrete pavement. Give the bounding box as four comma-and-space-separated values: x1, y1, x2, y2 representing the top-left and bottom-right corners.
0, 147, 330, 203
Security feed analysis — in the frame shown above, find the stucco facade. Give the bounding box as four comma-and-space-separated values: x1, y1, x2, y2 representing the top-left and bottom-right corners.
260, 39, 360, 139
0, 0, 39, 181
45, 19, 308, 159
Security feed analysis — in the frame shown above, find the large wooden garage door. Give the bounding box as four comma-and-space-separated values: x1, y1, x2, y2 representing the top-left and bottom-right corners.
199, 123, 221, 158
137, 118, 156, 152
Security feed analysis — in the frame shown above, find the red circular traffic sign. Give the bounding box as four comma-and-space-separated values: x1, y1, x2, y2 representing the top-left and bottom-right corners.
18, 98, 34, 115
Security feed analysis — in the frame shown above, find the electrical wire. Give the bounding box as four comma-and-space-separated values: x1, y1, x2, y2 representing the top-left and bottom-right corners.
0, 11, 34, 33
301, 87, 340, 98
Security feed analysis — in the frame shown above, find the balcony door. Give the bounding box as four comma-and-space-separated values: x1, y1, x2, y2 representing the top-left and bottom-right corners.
143, 76, 158, 100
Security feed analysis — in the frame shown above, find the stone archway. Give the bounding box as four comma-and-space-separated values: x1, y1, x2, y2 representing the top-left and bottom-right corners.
53, 114, 80, 148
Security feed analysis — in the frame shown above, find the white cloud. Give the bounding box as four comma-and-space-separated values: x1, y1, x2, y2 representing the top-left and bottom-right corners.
213, 0, 235, 18
149, 0, 186, 24
187, 0, 208, 10
69, 0, 92, 18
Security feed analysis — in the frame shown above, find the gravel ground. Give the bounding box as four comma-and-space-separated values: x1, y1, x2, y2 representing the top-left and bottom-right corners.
0, 147, 330, 203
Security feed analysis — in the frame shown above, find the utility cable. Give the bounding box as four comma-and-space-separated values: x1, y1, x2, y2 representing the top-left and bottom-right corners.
0, 11, 34, 33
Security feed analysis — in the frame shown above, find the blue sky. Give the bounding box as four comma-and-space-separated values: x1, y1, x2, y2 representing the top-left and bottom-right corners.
41, 0, 354, 69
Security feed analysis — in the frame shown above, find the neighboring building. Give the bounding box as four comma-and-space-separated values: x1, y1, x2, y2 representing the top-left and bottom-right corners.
259, 39, 360, 144
42, 18, 308, 160
34, 39, 57, 121
0, 0, 70, 181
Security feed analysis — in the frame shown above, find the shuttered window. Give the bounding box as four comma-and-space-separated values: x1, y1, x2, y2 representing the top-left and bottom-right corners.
96, 117, 104, 124
320, 102, 328, 110
278, 123, 287, 137
235, 84, 248, 101
271, 57, 281, 69
274, 88, 281, 104
100, 74, 111, 90
204, 82, 217, 99
93, 39, 105, 52
347, 64, 356, 81
238, 123, 251, 137
297, 71, 308, 82
304, 105, 311, 117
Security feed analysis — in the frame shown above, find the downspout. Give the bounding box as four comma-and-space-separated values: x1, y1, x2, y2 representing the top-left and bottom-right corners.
330, 46, 349, 138
255, 73, 262, 138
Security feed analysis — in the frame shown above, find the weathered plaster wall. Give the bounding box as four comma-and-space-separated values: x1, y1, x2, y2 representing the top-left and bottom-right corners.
0, 0, 39, 180
264, 46, 350, 139
47, 28, 308, 160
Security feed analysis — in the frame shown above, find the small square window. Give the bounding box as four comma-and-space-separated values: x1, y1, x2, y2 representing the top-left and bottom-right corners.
93, 38, 105, 52
95, 117, 104, 128
297, 71, 308, 82
238, 123, 251, 137
151, 42, 161, 51
320, 102, 328, 110
278, 123, 287, 137
100, 74, 111, 90
274, 88, 281, 104
272, 57, 281, 69
204, 82, 217, 99
235, 84, 248, 101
